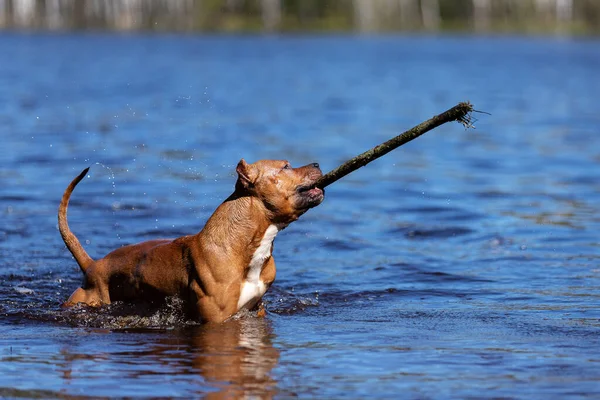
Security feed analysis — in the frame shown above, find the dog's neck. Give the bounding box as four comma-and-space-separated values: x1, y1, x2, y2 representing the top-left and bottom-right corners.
198, 193, 285, 272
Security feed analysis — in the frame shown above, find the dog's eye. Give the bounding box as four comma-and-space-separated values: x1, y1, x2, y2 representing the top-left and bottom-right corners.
282, 164, 291, 170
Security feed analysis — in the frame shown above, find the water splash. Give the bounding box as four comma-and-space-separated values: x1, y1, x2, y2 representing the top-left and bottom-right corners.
92, 162, 117, 195
93, 162, 120, 240
58, 297, 198, 329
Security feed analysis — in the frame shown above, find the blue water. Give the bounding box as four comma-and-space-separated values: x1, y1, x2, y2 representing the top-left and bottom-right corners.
1, 33, 599, 398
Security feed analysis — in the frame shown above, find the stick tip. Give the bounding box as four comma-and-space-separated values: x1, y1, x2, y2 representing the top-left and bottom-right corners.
459, 101, 473, 111
456, 101, 476, 129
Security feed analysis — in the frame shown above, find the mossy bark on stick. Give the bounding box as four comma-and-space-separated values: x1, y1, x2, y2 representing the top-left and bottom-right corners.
315, 101, 475, 189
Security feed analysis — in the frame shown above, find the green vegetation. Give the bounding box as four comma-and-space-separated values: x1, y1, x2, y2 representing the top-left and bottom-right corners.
1, 0, 599, 35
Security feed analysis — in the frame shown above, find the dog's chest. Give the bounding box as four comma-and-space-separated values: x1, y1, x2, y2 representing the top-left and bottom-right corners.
237, 224, 279, 311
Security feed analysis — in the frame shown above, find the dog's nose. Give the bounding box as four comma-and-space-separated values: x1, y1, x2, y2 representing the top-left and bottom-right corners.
311, 163, 320, 169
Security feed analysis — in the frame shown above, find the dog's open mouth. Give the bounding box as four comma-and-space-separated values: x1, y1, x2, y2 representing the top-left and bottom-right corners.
298, 185, 323, 196
296, 184, 324, 208
297, 184, 323, 197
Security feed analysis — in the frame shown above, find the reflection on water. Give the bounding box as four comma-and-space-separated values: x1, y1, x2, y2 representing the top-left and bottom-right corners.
4, 318, 279, 398
183, 318, 279, 398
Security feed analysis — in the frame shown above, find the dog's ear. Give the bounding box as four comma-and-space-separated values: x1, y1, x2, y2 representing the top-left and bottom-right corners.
236, 159, 256, 189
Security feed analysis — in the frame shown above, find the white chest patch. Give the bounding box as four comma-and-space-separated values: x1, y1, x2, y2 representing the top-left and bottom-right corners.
237, 224, 279, 311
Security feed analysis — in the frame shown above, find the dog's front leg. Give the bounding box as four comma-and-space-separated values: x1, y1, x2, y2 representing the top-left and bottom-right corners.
189, 280, 240, 323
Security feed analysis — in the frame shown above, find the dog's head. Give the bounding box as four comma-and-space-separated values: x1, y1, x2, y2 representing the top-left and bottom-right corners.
235, 159, 324, 224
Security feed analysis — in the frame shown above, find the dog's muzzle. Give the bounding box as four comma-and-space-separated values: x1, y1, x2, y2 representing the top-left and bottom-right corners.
296, 163, 325, 209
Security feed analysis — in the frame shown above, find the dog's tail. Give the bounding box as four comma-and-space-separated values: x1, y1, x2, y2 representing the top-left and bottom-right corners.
58, 167, 94, 273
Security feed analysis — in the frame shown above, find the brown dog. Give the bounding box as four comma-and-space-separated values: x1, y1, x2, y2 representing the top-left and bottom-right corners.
59, 159, 324, 323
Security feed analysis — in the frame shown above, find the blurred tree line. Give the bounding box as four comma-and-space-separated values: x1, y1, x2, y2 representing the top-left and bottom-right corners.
0, 0, 599, 34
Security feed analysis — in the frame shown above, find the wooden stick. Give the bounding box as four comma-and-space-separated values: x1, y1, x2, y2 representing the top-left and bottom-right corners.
315, 101, 475, 189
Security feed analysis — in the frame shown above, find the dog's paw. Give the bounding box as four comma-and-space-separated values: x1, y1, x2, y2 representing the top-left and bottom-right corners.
256, 302, 267, 318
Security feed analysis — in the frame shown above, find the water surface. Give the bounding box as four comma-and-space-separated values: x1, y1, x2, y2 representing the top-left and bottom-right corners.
0, 34, 599, 398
